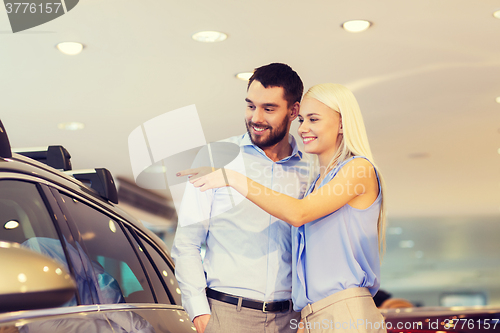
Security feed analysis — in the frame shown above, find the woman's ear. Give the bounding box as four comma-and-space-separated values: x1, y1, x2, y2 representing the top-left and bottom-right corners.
339, 119, 343, 133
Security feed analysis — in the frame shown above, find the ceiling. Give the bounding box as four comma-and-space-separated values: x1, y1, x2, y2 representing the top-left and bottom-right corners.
1, 0, 499, 304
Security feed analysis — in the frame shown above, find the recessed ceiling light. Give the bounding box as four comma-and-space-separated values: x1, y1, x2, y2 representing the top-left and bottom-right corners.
342, 20, 372, 33
192, 31, 227, 43
496, 96, 500, 104
58, 122, 85, 131
408, 152, 430, 159
399, 240, 414, 248
56, 42, 84, 55
493, 10, 500, 19
388, 227, 403, 235
144, 165, 167, 173
0, 241, 19, 248
4, 220, 19, 230
236, 72, 253, 81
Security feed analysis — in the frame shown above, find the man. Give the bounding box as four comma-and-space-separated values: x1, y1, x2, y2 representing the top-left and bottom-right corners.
172, 63, 309, 333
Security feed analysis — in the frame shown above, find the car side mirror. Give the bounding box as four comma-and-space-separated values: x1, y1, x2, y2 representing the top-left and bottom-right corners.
0, 242, 77, 312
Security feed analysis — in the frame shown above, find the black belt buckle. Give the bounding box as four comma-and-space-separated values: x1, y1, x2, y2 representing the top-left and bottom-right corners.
264, 300, 289, 312
283, 300, 290, 312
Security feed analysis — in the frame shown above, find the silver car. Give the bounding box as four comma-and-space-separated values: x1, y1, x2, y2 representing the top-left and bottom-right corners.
0, 120, 195, 332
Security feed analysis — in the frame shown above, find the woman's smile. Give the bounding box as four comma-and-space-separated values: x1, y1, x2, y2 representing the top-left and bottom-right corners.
302, 136, 317, 144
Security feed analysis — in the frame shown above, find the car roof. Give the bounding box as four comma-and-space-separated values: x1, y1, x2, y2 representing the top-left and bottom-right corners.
1, 153, 114, 207
0, 153, 172, 258
0, 119, 173, 260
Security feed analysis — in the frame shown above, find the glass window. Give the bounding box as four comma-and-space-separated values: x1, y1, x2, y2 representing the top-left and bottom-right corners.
138, 235, 182, 305
0, 180, 75, 305
0, 180, 60, 243
59, 193, 155, 304
124, 227, 172, 304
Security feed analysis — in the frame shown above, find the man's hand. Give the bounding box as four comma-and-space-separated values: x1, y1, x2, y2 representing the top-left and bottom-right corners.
193, 314, 211, 333
296, 319, 305, 333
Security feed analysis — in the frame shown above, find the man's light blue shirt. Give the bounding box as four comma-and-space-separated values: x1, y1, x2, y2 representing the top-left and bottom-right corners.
171, 133, 309, 321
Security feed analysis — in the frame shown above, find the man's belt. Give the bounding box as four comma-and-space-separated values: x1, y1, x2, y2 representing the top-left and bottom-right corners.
206, 288, 291, 313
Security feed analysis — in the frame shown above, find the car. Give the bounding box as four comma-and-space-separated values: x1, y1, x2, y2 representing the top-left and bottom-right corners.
0, 120, 195, 332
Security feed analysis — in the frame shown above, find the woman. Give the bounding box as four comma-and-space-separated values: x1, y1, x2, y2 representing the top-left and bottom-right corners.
184, 83, 387, 333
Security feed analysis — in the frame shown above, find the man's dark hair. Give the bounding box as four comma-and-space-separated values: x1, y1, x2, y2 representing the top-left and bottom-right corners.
248, 63, 303, 108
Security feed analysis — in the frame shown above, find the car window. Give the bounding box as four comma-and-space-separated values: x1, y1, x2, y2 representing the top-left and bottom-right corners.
0, 180, 76, 305
0, 180, 60, 243
123, 227, 172, 304
136, 234, 182, 305
58, 192, 156, 304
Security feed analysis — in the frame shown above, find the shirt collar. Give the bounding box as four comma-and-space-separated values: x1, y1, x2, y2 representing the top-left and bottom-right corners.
240, 132, 303, 161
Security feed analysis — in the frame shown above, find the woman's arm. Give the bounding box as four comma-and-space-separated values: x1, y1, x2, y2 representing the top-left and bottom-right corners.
186, 158, 378, 227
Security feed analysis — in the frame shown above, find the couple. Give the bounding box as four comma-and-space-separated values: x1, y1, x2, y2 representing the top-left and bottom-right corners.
172, 63, 387, 333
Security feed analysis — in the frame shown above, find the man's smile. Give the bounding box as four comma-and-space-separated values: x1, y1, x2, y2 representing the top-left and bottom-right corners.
251, 124, 270, 134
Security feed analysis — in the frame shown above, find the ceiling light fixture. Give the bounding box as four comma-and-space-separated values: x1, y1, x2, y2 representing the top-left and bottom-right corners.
388, 227, 403, 235
4, 220, 19, 230
236, 72, 253, 81
399, 240, 415, 248
192, 31, 227, 43
56, 42, 84, 55
342, 20, 372, 33
408, 152, 430, 159
144, 165, 167, 173
58, 122, 85, 131
496, 96, 500, 104
493, 10, 500, 19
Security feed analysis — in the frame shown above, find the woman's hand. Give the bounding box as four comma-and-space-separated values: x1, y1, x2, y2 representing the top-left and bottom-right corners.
176, 167, 216, 180
179, 167, 249, 195
189, 168, 229, 192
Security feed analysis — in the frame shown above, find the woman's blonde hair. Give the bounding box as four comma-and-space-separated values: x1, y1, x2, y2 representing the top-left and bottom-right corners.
304, 83, 387, 257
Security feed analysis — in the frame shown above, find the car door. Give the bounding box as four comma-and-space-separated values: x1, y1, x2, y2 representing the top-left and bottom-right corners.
50, 187, 194, 333
0, 176, 114, 332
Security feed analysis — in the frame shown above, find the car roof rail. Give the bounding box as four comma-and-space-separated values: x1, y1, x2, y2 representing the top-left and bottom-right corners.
0, 120, 12, 159
65, 168, 119, 204
13, 146, 72, 171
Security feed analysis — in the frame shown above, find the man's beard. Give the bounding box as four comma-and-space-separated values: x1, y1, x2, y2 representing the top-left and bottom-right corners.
245, 115, 289, 149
